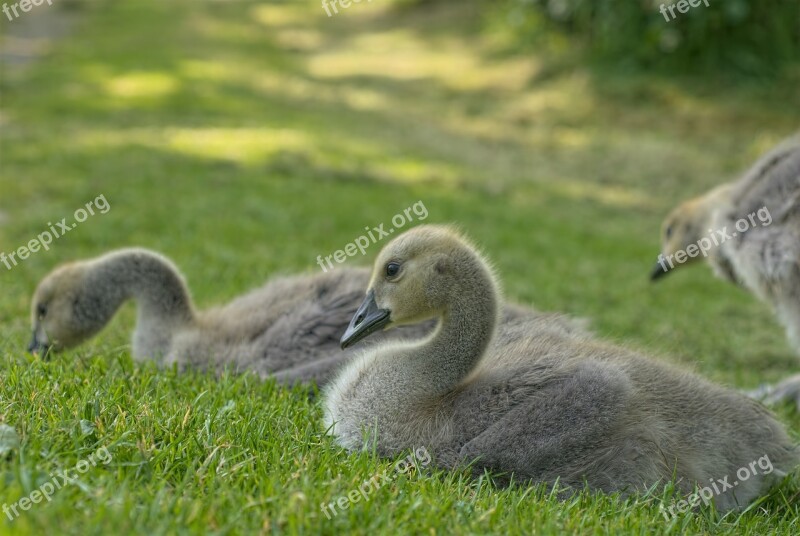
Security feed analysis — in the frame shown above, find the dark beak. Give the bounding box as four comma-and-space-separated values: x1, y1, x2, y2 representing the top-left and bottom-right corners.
650, 260, 672, 281
340, 290, 391, 349
27, 332, 52, 360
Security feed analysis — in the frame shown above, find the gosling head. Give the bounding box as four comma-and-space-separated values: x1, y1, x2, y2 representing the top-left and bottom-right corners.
651, 184, 732, 281
28, 261, 99, 357
340, 225, 484, 349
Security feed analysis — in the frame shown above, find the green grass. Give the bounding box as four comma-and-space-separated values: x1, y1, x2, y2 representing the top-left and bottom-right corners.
1, 0, 799, 534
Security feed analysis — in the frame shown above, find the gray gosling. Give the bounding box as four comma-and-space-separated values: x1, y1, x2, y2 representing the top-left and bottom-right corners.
324, 225, 798, 511
652, 134, 800, 407
28, 248, 576, 385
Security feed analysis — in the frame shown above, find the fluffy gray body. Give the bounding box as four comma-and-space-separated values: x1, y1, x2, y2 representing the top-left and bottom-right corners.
325, 225, 798, 512
713, 137, 800, 405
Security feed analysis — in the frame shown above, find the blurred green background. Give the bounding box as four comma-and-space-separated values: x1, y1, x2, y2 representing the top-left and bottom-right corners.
1, 0, 799, 534
499, 0, 800, 76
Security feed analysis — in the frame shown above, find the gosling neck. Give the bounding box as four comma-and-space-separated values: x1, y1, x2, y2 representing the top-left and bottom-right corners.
84, 249, 195, 358
410, 261, 499, 396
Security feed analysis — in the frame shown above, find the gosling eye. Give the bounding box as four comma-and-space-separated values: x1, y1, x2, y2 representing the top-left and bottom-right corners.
37, 304, 47, 319
386, 262, 401, 278
665, 225, 674, 240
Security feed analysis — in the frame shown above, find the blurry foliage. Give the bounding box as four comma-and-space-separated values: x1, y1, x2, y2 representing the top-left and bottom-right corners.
500, 0, 800, 77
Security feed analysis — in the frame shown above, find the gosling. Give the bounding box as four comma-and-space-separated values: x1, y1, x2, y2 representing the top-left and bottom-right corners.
652, 134, 800, 407
324, 225, 798, 511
